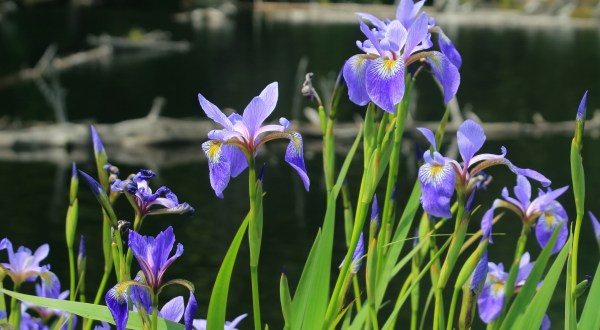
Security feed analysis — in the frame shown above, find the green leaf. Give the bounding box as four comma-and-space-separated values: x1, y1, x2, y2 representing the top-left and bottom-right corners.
499, 222, 564, 330
0, 288, 183, 330
206, 213, 249, 330
578, 260, 600, 329
513, 236, 571, 330
291, 125, 363, 329
280, 271, 292, 330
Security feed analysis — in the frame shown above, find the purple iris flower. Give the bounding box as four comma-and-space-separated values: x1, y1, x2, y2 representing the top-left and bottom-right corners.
192, 314, 248, 330
417, 120, 550, 218
0, 238, 50, 285
343, 0, 461, 112
199, 82, 309, 198
111, 170, 194, 217
477, 252, 534, 324
496, 175, 569, 254
105, 227, 197, 330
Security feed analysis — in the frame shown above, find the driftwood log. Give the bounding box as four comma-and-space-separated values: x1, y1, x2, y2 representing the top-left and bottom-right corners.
1, 110, 599, 150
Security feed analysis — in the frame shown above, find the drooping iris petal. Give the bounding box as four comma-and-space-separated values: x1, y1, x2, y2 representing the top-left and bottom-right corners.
477, 280, 504, 323
469, 147, 551, 188
106, 284, 129, 330
284, 132, 310, 191
343, 55, 371, 106
184, 292, 198, 330
223, 145, 248, 178
535, 202, 568, 254
418, 152, 456, 218
160, 296, 185, 322
365, 57, 405, 113
198, 93, 232, 130
437, 28, 462, 69
457, 120, 485, 166
426, 51, 460, 105
202, 140, 231, 199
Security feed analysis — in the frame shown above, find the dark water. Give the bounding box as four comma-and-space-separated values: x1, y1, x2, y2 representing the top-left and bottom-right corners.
1, 4, 600, 329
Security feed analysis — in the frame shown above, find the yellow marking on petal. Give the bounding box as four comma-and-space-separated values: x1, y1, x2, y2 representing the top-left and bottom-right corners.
544, 213, 556, 226
375, 58, 402, 79
491, 281, 505, 298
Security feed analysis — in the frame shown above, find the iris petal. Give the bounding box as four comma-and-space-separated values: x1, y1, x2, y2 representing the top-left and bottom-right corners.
366, 57, 405, 113
477, 282, 504, 323
198, 93, 232, 130
184, 292, 198, 330
106, 285, 129, 330
160, 296, 184, 322
418, 156, 455, 218
513, 175, 531, 210
202, 140, 231, 198
426, 51, 460, 105
535, 205, 568, 254
457, 120, 485, 166
343, 55, 371, 106
242, 83, 278, 137
438, 28, 462, 69
285, 132, 310, 191
403, 13, 429, 59
223, 145, 248, 178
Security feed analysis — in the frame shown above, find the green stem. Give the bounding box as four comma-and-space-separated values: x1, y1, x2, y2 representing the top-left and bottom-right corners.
9, 283, 21, 329
151, 292, 158, 330
247, 158, 262, 330
380, 81, 412, 250
67, 247, 76, 330
435, 195, 468, 330
446, 288, 460, 330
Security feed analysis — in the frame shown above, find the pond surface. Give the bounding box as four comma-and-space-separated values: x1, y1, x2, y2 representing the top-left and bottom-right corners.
1, 4, 600, 328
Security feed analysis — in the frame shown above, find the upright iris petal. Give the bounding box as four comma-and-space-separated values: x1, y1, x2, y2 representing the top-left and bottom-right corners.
128, 226, 183, 290
199, 82, 310, 197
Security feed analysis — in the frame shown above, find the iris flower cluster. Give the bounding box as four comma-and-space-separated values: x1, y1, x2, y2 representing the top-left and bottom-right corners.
343, 0, 461, 112
0, 238, 51, 286
199, 82, 309, 197
111, 169, 195, 218
476, 253, 549, 329
417, 119, 550, 218
105, 226, 197, 330
495, 175, 569, 254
